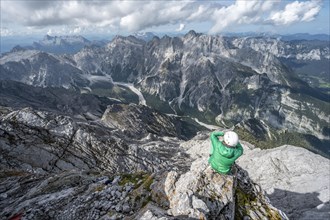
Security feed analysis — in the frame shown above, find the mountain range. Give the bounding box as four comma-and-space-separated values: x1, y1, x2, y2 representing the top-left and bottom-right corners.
0, 31, 329, 219
1, 31, 329, 156
28, 35, 110, 54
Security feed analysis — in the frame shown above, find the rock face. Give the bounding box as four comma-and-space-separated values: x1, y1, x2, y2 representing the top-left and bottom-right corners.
0, 107, 172, 174
0, 170, 144, 219
237, 145, 330, 220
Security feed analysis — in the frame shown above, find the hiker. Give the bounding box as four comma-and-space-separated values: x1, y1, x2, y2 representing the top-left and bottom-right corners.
208, 130, 243, 174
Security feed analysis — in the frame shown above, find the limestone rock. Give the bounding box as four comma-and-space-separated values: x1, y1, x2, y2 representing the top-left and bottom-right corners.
164, 159, 235, 219
237, 145, 330, 219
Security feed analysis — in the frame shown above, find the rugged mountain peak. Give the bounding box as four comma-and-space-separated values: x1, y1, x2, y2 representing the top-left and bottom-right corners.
25, 35, 93, 54
132, 32, 157, 42
111, 35, 145, 46
180, 135, 330, 219
39, 34, 90, 45
0, 50, 88, 88
9, 45, 27, 53
150, 35, 161, 42
184, 29, 200, 38
42, 34, 53, 41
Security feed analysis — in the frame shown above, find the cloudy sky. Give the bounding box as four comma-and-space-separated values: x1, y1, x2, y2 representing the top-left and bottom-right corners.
0, 0, 329, 37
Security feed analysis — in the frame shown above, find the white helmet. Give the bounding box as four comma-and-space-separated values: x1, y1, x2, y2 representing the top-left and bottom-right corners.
224, 131, 239, 147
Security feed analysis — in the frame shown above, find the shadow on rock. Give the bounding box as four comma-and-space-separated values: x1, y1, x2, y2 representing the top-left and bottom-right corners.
267, 188, 330, 220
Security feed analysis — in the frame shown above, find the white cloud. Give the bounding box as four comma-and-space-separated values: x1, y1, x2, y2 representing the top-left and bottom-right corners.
119, 1, 194, 31
269, 0, 322, 25
47, 29, 53, 36
176, 24, 186, 32
0, 0, 324, 35
209, 0, 280, 33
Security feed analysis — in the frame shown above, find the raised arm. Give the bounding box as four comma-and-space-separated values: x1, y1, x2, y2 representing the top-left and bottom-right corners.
210, 131, 224, 147
210, 131, 223, 155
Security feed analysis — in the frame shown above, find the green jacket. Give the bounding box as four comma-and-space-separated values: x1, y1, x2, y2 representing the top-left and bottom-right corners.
208, 131, 243, 174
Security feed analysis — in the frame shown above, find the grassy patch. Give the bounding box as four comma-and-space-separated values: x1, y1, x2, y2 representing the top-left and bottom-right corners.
235, 187, 282, 220
319, 82, 330, 88
118, 172, 149, 189
142, 175, 154, 191
235, 187, 257, 219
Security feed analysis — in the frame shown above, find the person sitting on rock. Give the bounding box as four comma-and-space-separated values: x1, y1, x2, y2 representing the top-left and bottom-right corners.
208, 130, 243, 174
